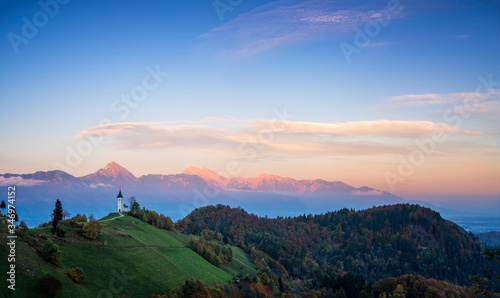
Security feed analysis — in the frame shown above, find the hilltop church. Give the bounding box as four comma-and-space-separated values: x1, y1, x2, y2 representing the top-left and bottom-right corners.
116, 188, 129, 213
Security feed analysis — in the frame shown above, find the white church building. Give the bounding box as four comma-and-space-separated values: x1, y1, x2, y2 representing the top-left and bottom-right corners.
116, 188, 129, 213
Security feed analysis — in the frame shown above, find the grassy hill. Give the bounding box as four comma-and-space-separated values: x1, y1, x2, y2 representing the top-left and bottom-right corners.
0, 213, 256, 297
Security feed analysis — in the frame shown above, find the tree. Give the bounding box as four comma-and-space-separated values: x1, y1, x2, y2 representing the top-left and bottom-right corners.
130, 201, 140, 216
129, 196, 137, 207
51, 199, 63, 235
473, 248, 500, 296
0, 200, 5, 210
393, 284, 406, 298
19, 221, 29, 238
41, 239, 61, 266
62, 210, 71, 220
82, 220, 101, 239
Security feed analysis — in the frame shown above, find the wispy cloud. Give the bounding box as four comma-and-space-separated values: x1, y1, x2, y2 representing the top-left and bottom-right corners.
78, 119, 483, 158
249, 119, 481, 137
198, 0, 397, 59
0, 176, 47, 187
389, 89, 500, 114
89, 183, 114, 188
352, 189, 383, 196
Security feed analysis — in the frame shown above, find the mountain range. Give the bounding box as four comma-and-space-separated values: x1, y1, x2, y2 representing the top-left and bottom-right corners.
0, 162, 408, 228
2, 162, 497, 234
0, 161, 393, 196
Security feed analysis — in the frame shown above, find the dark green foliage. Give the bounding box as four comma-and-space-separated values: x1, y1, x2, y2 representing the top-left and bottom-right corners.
472, 248, 500, 296
51, 199, 64, 236
178, 204, 497, 287
68, 213, 88, 228
188, 231, 232, 267
18, 221, 28, 237
168, 279, 224, 297
68, 267, 87, 283
165, 273, 470, 297
0, 200, 5, 210
38, 274, 62, 297
41, 238, 61, 266
130, 201, 174, 230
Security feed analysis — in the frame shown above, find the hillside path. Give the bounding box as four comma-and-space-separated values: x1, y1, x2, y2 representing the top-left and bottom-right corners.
99, 212, 124, 222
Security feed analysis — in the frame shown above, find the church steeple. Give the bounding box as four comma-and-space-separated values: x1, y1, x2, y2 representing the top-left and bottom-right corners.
117, 187, 124, 213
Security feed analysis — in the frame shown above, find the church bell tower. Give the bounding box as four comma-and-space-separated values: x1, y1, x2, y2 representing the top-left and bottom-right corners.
117, 187, 123, 213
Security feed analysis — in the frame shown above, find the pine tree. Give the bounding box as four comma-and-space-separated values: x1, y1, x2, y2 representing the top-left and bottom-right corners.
52, 199, 63, 235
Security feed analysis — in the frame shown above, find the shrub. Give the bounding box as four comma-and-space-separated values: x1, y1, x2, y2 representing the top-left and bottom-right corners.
68, 267, 86, 283
41, 239, 61, 266
69, 213, 88, 226
38, 274, 62, 297
82, 219, 102, 239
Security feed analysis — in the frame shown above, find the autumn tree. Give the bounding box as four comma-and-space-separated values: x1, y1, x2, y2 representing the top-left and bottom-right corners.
82, 219, 101, 240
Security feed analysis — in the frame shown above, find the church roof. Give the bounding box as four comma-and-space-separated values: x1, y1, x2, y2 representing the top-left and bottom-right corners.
117, 189, 123, 198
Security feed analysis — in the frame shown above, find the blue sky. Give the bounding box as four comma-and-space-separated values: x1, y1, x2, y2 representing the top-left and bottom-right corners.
0, 0, 499, 197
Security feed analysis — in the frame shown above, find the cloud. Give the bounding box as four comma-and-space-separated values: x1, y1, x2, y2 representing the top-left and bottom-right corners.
78, 119, 482, 158
352, 189, 383, 196
89, 183, 114, 188
389, 89, 500, 114
0, 176, 47, 187
249, 119, 480, 137
201, 116, 232, 123
198, 0, 398, 59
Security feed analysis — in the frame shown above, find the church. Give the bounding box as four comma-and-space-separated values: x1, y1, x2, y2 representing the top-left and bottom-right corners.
116, 188, 129, 213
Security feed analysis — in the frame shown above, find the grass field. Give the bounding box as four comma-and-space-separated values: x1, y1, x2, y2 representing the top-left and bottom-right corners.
0, 214, 256, 297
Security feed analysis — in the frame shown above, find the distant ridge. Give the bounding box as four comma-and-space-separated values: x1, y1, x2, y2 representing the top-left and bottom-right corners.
1, 162, 394, 197
183, 166, 386, 195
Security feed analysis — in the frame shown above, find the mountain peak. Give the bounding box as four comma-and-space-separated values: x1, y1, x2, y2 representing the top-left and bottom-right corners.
80, 161, 140, 186
104, 161, 125, 171
182, 166, 228, 188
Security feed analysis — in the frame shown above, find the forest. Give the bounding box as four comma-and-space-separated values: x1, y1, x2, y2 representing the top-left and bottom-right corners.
176, 204, 499, 295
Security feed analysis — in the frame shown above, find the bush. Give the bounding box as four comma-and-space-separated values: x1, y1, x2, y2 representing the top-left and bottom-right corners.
68, 267, 86, 283
38, 274, 62, 297
41, 239, 61, 266
69, 213, 88, 226
82, 219, 102, 239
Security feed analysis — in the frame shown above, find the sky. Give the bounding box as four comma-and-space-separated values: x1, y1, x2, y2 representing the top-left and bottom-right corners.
0, 0, 499, 198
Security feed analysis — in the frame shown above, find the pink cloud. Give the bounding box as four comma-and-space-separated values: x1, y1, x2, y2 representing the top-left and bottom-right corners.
0, 176, 47, 187
352, 189, 383, 196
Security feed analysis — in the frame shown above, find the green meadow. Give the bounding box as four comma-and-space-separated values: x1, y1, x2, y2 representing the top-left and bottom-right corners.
0, 214, 256, 297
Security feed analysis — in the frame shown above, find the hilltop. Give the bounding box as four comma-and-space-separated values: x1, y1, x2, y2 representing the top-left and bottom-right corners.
0, 214, 255, 297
